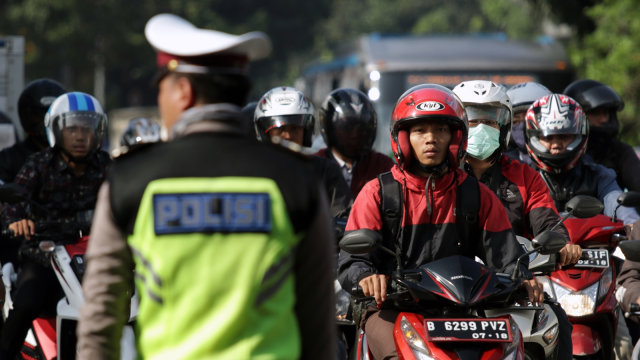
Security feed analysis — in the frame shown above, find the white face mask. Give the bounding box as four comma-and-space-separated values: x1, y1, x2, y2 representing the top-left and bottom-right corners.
467, 124, 500, 160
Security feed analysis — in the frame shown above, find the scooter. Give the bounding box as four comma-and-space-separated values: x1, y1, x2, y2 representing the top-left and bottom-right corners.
501, 195, 609, 360
0, 184, 138, 359
1, 223, 139, 360
491, 236, 561, 360
536, 192, 640, 360
340, 226, 568, 360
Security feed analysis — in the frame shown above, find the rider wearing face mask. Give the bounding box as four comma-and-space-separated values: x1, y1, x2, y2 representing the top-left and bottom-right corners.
338, 84, 539, 360
454, 81, 580, 360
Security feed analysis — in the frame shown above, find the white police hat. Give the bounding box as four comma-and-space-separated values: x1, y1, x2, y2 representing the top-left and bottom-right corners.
145, 14, 272, 77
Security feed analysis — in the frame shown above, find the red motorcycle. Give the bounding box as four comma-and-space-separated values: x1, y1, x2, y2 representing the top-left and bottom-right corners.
536, 192, 640, 360
340, 228, 568, 360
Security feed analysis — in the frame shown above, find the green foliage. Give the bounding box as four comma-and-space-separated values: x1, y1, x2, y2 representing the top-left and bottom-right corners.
0, 0, 637, 147
569, 0, 640, 144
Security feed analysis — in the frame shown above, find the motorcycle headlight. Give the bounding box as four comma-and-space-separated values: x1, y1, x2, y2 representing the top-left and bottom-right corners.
399, 316, 434, 360
554, 281, 598, 317
543, 323, 559, 345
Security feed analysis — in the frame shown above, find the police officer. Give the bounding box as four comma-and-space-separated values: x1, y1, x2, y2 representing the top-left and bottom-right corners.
77, 14, 336, 359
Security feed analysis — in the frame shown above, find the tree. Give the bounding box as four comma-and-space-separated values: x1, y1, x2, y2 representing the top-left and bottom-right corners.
567, 0, 640, 144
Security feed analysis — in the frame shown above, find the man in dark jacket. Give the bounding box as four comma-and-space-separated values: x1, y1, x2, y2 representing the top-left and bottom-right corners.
564, 79, 640, 192
0, 91, 110, 359
315, 88, 394, 198
338, 84, 542, 360
0, 79, 65, 183
253, 86, 353, 222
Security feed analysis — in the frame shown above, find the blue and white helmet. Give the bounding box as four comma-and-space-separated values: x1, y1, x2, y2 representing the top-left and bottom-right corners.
44, 92, 107, 150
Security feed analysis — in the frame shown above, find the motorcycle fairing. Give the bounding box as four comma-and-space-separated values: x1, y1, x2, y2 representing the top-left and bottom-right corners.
405, 255, 517, 306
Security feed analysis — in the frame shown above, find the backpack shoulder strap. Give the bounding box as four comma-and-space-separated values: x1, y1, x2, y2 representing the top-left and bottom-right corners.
377, 171, 403, 243
457, 174, 480, 243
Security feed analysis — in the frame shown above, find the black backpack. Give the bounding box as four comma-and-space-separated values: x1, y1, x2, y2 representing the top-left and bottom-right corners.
377, 171, 480, 246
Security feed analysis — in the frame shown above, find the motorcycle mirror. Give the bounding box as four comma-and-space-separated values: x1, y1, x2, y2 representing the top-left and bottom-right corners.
618, 240, 640, 262
565, 195, 604, 218
531, 230, 567, 255
339, 229, 382, 254
617, 191, 640, 207
38, 240, 56, 253
0, 183, 29, 204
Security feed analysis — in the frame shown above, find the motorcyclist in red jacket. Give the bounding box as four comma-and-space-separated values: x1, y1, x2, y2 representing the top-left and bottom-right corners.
337, 84, 542, 360
454, 80, 581, 360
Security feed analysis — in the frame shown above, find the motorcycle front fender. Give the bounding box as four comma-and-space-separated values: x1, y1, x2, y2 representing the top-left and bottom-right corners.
571, 323, 602, 355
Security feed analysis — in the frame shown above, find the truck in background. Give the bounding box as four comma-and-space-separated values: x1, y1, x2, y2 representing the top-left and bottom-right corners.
296, 33, 574, 155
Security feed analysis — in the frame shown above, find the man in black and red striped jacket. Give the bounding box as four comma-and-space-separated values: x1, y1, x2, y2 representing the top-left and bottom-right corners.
337, 84, 540, 360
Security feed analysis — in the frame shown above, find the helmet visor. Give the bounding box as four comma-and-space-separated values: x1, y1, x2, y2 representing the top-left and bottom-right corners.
257, 114, 312, 135
59, 111, 105, 130
578, 86, 623, 111
54, 111, 106, 151
465, 105, 510, 127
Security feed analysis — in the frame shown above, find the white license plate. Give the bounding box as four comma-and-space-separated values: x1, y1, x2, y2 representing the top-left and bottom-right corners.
424, 318, 512, 342
575, 249, 609, 268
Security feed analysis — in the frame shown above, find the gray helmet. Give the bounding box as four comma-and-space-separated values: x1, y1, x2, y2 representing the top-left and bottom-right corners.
507, 82, 552, 114
254, 86, 315, 146
120, 117, 161, 147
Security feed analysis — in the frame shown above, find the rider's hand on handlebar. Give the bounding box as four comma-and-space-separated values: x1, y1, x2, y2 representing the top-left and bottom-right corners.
522, 278, 544, 306
558, 243, 582, 267
8, 219, 35, 241
359, 274, 388, 306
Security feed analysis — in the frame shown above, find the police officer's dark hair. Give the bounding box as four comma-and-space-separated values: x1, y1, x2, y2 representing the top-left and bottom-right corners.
176, 72, 251, 107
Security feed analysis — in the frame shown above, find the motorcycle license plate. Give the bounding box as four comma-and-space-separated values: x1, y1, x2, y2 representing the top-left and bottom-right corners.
575, 249, 609, 268
424, 318, 512, 342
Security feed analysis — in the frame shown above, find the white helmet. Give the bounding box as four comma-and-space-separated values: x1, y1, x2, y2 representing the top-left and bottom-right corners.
253, 86, 315, 146
507, 82, 552, 114
453, 80, 512, 150
44, 92, 107, 152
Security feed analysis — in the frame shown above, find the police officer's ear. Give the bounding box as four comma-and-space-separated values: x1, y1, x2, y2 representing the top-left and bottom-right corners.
170, 75, 197, 110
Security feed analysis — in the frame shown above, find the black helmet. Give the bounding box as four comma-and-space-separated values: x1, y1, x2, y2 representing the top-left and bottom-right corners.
563, 79, 623, 136
18, 79, 66, 145
319, 88, 377, 160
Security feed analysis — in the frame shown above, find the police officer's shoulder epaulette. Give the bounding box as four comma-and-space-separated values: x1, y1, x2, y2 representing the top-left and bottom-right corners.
110, 142, 159, 160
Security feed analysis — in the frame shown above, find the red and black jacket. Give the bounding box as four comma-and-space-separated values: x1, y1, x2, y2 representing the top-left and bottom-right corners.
473, 155, 569, 240
337, 164, 528, 292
